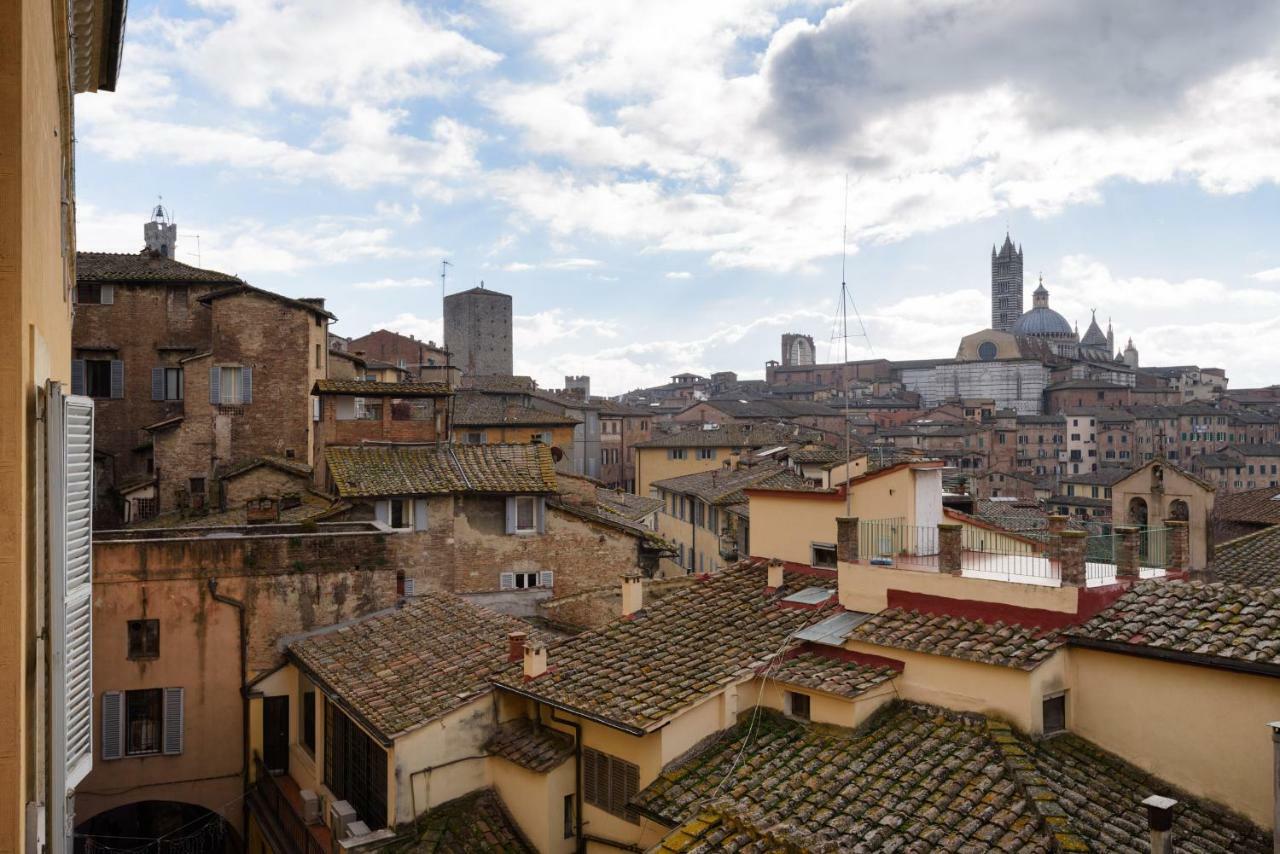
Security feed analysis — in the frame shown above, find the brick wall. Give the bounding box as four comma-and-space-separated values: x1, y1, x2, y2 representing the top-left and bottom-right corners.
536, 575, 696, 630
223, 465, 310, 507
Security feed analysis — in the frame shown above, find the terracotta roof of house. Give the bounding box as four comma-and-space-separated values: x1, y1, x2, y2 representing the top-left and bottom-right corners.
787, 446, 849, 466
973, 499, 1088, 542
459, 374, 538, 392
483, 718, 574, 773
764, 651, 897, 699
1213, 526, 1280, 587
312, 379, 452, 397
1216, 485, 1280, 525
1059, 467, 1131, 486
220, 455, 313, 481
651, 463, 811, 505
686, 397, 838, 419
325, 444, 557, 498
453, 393, 580, 427
635, 423, 818, 449
594, 488, 663, 521
289, 594, 543, 742
491, 561, 838, 733
76, 251, 243, 284
638, 704, 1267, 853
850, 608, 1063, 670
1070, 581, 1280, 671
197, 283, 336, 319
398, 788, 533, 853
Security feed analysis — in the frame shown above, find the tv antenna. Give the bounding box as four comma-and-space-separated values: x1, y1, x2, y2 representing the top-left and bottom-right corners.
834, 174, 874, 515
440, 259, 452, 293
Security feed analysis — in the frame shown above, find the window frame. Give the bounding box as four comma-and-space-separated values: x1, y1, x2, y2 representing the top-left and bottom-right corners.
811, 543, 838, 569
514, 496, 537, 533
127, 619, 160, 660
582, 747, 640, 823
787, 690, 811, 721
1042, 691, 1067, 735
125, 688, 165, 756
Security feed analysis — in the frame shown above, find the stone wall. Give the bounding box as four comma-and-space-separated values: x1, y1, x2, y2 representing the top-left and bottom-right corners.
443, 288, 513, 376
222, 464, 310, 507
536, 575, 696, 630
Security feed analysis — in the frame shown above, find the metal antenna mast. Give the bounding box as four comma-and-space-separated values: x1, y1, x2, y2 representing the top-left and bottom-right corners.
841, 175, 853, 516
440, 259, 452, 293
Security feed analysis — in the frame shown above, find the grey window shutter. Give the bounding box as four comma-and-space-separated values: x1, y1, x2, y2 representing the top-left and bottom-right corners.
539, 570, 554, 588
500, 572, 515, 590
536, 497, 546, 534
49, 385, 95, 784
374, 500, 390, 525
152, 367, 165, 400
109, 360, 124, 399
101, 692, 123, 760
403, 577, 416, 596
162, 687, 184, 755
209, 367, 220, 404
413, 499, 428, 531
241, 366, 253, 404
71, 360, 85, 396
504, 497, 516, 534
100, 284, 114, 305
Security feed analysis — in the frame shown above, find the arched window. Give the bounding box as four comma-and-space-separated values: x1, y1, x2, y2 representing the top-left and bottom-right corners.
1128, 497, 1148, 527
1167, 499, 1189, 522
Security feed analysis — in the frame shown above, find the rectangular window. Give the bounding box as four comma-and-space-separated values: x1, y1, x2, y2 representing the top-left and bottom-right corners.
515, 496, 537, 533
83, 358, 115, 398
127, 619, 159, 660
668, 448, 687, 460
126, 689, 164, 755
388, 498, 411, 530
1042, 692, 1066, 734
788, 691, 811, 721
811, 543, 837, 569
465, 431, 486, 444
315, 343, 322, 369
165, 367, 182, 400
300, 674, 317, 757
696, 448, 716, 460
324, 701, 389, 830
582, 747, 639, 823
563, 793, 575, 839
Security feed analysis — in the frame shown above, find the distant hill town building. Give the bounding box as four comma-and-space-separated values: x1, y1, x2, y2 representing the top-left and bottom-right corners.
991, 232, 1024, 331
444, 283, 513, 376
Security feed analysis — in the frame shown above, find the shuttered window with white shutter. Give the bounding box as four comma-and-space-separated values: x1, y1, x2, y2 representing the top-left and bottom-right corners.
163, 687, 185, 755
48, 384, 94, 788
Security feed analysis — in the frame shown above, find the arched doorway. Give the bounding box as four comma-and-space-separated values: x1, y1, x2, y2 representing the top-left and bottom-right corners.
1167, 499, 1189, 522
76, 801, 238, 854
1127, 497, 1148, 527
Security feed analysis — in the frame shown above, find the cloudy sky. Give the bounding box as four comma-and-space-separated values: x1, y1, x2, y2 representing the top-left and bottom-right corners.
75, 0, 1280, 394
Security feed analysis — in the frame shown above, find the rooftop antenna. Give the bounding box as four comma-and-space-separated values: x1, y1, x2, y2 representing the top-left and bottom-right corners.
840, 175, 853, 516
440, 259, 452, 294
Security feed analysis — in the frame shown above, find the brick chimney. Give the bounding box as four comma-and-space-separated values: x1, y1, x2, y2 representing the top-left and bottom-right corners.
1059, 530, 1087, 587
766, 559, 784, 591
1141, 794, 1176, 854
938, 523, 963, 575
836, 517, 859, 563
507, 630, 527, 663
523, 640, 547, 680
621, 574, 644, 618
1115, 526, 1141, 579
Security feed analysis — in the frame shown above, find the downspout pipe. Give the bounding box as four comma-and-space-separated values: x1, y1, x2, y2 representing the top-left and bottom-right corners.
208, 578, 249, 834
547, 704, 584, 853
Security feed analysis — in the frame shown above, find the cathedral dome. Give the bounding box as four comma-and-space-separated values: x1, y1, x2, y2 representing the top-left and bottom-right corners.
1012, 306, 1073, 338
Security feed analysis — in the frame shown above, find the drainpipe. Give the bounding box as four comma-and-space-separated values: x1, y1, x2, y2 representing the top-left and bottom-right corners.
208, 578, 249, 834
547, 704, 584, 853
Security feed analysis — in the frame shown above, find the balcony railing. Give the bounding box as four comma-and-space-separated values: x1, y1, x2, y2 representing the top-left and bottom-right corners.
858, 519, 939, 568
250, 752, 332, 854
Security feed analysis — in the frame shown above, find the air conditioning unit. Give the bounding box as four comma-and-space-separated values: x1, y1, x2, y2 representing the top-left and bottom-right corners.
300, 790, 322, 825
346, 821, 371, 839
329, 800, 357, 839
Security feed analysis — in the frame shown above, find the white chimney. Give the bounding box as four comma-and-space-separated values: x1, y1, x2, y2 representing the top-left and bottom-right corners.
621, 573, 644, 617
523, 640, 547, 679
767, 559, 784, 591
1142, 795, 1176, 854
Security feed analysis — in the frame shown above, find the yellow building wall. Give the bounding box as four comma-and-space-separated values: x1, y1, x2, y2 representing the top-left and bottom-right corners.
751, 678, 896, 729
0, 0, 77, 841
490, 755, 576, 854
654, 503, 721, 576
636, 445, 741, 498
392, 700, 492, 825
1069, 647, 1279, 829
837, 561, 1082, 616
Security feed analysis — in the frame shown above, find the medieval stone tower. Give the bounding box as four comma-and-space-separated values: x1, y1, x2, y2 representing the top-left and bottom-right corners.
781, 333, 815, 366
991, 233, 1023, 332
444, 283, 513, 377
143, 204, 176, 259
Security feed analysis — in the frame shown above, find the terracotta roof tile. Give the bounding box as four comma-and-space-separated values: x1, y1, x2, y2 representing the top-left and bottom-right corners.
312, 379, 452, 396
325, 444, 557, 497
492, 561, 838, 732
453, 393, 580, 427
652, 463, 810, 505
76, 251, 243, 283
851, 609, 1063, 670
289, 595, 544, 741
765, 651, 897, 699
484, 718, 574, 772
1213, 526, 1280, 587
636, 424, 819, 449
398, 788, 533, 852
1216, 486, 1280, 525
595, 488, 663, 521
638, 704, 1267, 853
1070, 581, 1280, 667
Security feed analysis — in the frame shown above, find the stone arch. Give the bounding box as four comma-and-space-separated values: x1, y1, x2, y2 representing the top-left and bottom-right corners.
1127, 496, 1149, 527
76, 800, 238, 854
1167, 498, 1189, 522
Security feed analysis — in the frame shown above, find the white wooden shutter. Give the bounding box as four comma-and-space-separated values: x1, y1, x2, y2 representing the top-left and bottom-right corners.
100, 283, 114, 305
48, 385, 95, 786
500, 572, 515, 590
403, 577, 416, 596
374, 500, 390, 525
109, 360, 124, 399
241, 366, 253, 404
163, 687, 184, 755
504, 497, 517, 534
539, 570, 554, 589
101, 692, 124, 761
413, 499, 428, 531
209, 367, 221, 404
152, 367, 165, 400
71, 359, 85, 396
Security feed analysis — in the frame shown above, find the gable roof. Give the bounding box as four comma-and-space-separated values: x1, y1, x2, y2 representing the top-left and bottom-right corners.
325, 444, 557, 497
1070, 581, 1280, 674
1216, 485, 1280, 525
491, 560, 838, 734
398, 788, 534, 853
635, 423, 819, 449
288, 594, 543, 742
453, 393, 580, 427
851, 608, 1063, 670
637, 703, 1267, 853
651, 463, 811, 505
594, 488, 663, 521
1213, 526, 1280, 587
312, 379, 452, 397
76, 251, 243, 284
197, 283, 336, 320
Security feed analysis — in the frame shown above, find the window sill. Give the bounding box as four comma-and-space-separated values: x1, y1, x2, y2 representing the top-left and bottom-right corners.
125, 749, 164, 758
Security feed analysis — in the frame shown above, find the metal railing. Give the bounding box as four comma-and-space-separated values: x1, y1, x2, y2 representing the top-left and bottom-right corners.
959, 525, 1056, 581
250, 752, 331, 854
1085, 527, 1171, 582
859, 519, 938, 562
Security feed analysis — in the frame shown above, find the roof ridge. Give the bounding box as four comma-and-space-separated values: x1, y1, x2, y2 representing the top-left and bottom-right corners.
983, 720, 1091, 851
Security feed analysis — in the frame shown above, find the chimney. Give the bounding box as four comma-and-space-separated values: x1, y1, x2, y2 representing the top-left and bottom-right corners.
766, 559, 784, 591
507, 630, 527, 663
836, 517, 860, 564
1141, 795, 1177, 854
621, 574, 644, 618
523, 640, 547, 679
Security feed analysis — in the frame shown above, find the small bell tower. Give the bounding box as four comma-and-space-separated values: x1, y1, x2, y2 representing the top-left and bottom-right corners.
144, 201, 177, 259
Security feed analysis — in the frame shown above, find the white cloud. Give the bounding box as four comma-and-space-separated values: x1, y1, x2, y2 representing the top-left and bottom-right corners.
351, 277, 437, 290
665, 271, 692, 279
1250, 267, 1280, 282
502, 258, 601, 272
1054, 255, 1280, 315
515, 310, 620, 347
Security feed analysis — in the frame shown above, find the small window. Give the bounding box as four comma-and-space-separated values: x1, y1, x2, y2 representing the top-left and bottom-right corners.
696, 448, 716, 460
84, 358, 115, 398
127, 619, 159, 660
515, 496, 536, 533
514, 571, 539, 589
811, 543, 837, 569
669, 448, 687, 460
563, 793, 575, 839
1042, 692, 1066, 734
389, 498, 410, 530
315, 343, 322, 369
126, 688, 164, 755
300, 674, 317, 757
465, 431, 486, 444
788, 691, 811, 721
219, 366, 243, 404
189, 477, 205, 497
